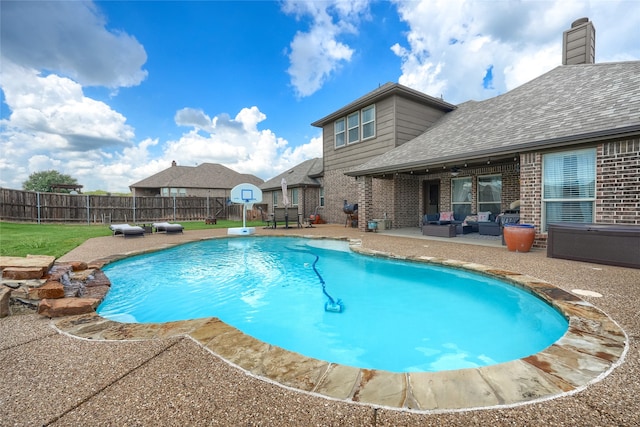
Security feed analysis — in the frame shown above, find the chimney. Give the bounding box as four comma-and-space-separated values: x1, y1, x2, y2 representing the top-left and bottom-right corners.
171, 160, 177, 167
562, 17, 596, 65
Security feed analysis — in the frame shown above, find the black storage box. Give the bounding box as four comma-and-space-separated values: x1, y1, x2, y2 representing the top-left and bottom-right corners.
547, 223, 640, 269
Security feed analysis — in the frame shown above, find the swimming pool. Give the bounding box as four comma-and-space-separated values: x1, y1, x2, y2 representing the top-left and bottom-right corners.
99, 236, 568, 373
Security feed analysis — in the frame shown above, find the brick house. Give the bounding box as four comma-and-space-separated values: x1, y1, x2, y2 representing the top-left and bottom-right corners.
311, 18, 640, 247
130, 161, 263, 198
260, 157, 323, 220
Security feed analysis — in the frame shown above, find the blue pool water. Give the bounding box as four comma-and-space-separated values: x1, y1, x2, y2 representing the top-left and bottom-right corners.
98, 237, 568, 372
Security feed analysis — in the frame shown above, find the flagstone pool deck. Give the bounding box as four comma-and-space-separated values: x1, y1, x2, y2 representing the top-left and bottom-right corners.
2, 225, 639, 426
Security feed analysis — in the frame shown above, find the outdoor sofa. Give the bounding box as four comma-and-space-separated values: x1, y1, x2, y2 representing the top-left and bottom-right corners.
422, 212, 475, 234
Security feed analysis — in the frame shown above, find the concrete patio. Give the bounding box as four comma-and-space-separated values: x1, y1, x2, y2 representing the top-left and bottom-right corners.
1, 225, 638, 426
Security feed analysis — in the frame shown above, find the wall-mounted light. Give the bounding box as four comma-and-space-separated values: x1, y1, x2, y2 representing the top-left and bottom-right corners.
487, 159, 491, 165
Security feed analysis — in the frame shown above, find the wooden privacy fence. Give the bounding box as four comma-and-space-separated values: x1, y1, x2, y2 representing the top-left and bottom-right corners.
0, 188, 262, 224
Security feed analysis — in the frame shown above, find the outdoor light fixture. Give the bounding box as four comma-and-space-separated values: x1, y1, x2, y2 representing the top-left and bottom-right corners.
450, 167, 460, 177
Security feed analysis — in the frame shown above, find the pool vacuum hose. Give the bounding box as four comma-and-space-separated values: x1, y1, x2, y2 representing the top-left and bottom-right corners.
310, 253, 344, 313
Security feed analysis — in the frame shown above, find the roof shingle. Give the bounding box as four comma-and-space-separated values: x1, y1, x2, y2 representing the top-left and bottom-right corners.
349, 61, 640, 175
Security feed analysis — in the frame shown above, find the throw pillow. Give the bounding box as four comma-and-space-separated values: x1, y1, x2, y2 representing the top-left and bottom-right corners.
477, 211, 491, 222
439, 211, 454, 221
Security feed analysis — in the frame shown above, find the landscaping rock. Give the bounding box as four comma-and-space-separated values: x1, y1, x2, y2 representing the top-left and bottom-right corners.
2, 267, 48, 280
38, 298, 99, 318
0, 286, 10, 317
28, 281, 65, 299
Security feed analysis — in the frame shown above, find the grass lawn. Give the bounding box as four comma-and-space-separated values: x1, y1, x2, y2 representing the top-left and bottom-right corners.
0, 220, 264, 258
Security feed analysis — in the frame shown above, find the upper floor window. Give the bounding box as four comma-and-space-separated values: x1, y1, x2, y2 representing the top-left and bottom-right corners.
347, 112, 360, 144
362, 105, 375, 139
333, 104, 376, 148
334, 118, 345, 148
543, 148, 596, 231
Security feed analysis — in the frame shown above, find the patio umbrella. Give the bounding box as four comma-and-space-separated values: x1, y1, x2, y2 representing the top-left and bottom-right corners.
281, 178, 289, 208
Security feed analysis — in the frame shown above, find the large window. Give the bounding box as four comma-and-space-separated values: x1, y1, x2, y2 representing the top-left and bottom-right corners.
452, 177, 472, 217
478, 175, 502, 214
334, 118, 345, 148
543, 148, 596, 230
347, 112, 360, 144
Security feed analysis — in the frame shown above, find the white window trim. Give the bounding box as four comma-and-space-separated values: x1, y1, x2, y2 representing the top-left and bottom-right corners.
451, 176, 472, 214
334, 118, 345, 148
361, 104, 376, 140
477, 174, 502, 214
347, 111, 360, 144
541, 148, 596, 231
333, 103, 376, 149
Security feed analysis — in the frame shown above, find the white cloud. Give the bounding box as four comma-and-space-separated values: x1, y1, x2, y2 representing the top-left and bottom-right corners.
0, 61, 139, 191
0, 1, 147, 88
0, 61, 135, 149
390, 0, 640, 104
283, 0, 371, 97
162, 106, 321, 180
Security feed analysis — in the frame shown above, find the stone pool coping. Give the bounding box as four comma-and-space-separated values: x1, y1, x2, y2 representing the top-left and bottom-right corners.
52, 236, 627, 413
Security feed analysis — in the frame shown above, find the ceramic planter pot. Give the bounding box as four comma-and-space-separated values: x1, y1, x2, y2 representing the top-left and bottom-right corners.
503, 224, 536, 252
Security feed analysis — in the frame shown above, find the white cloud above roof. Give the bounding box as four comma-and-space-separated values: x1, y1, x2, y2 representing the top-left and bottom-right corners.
283, 0, 370, 97
0, 0, 147, 88
390, 0, 639, 103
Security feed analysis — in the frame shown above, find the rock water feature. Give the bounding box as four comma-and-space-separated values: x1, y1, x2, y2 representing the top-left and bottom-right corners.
0, 255, 111, 318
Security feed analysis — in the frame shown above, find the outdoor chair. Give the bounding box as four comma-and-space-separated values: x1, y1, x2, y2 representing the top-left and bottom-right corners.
152, 222, 184, 234
109, 224, 145, 238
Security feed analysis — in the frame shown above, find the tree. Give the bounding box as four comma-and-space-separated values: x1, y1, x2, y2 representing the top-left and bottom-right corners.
22, 170, 79, 193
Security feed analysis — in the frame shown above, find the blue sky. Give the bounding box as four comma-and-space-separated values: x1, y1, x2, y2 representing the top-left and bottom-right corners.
1, 1, 639, 192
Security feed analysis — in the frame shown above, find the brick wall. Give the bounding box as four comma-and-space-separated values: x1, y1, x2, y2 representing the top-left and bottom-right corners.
598, 138, 640, 224
521, 138, 639, 248
324, 169, 360, 225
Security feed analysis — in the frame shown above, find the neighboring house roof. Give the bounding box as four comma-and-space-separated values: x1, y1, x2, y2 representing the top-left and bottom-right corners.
260, 158, 323, 191
347, 61, 640, 176
130, 163, 263, 189
311, 82, 456, 127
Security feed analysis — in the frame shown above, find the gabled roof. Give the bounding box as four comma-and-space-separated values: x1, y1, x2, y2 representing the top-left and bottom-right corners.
311, 82, 456, 127
260, 158, 323, 191
348, 61, 640, 176
130, 163, 263, 189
